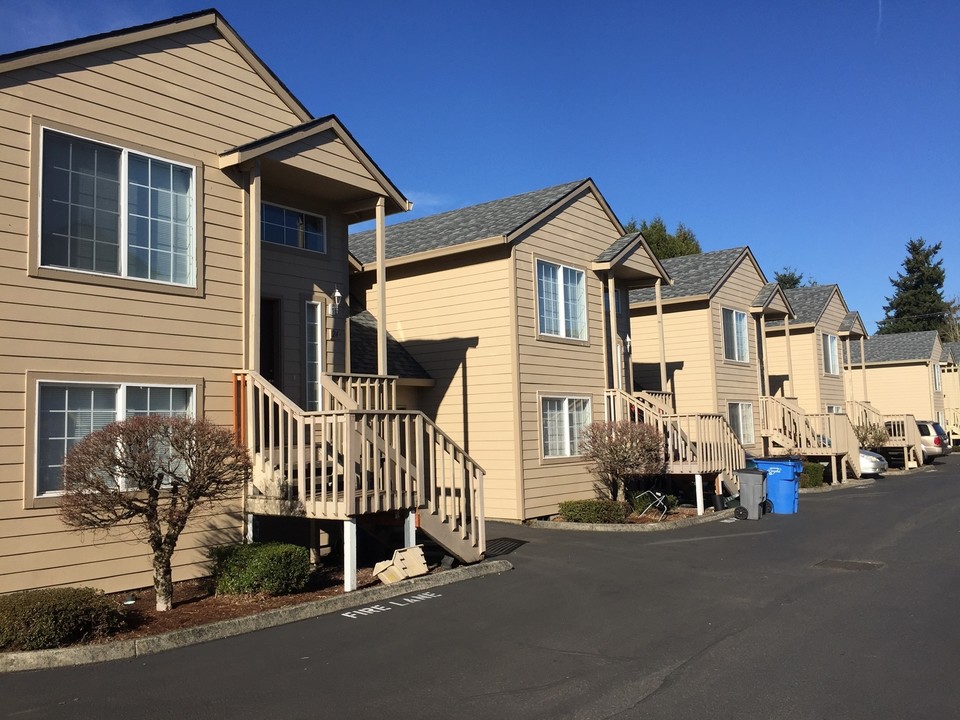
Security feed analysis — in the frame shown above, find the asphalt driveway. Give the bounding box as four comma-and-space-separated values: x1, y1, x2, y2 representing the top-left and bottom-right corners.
4, 456, 960, 719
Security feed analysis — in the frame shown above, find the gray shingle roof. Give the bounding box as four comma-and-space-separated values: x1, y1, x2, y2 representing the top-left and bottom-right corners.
752, 281, 780, 309
839, 311, 862, 334
349, 180, 587, 264
349, 309, 431, 380
944, 342, 960, 364
629, 247, 746, 304
595, 232, 640, 263
767, 285, 839, 327
848, 330, 940, 364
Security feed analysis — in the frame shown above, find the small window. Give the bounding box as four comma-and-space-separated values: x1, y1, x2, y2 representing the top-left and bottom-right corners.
40, 129, 196, 286
727, 402, 755, 445
933, 364, 942, 392
262, 203, 326, 253
822, 334, 840, 375
537, 260, 586, 340
826, 405, 843, 414
722, 308, 749, 362
541, 396, 591, 457
36, 382, 194, 496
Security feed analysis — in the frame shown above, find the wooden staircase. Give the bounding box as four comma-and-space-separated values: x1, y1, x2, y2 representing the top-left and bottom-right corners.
233, 370, 485, 564
846, 400, 923, 466
604, 389, 745, 489
761, 396, 861, 480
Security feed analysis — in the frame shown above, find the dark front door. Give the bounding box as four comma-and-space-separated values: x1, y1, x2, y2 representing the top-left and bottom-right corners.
260, 298, 281, 385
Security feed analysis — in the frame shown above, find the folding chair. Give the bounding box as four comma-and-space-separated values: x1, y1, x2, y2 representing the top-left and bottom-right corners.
634, 489, 669, 522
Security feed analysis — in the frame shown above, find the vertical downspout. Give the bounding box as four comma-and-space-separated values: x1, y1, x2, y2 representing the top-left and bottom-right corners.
656, 278, 667, 393
376, 197, 387, 376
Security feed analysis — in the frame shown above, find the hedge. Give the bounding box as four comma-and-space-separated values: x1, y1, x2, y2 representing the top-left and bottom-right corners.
0, 587, 126, 651
210, 542, 311, 596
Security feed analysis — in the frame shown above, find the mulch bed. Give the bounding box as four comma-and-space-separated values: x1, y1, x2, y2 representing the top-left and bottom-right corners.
103, 566, 386, 642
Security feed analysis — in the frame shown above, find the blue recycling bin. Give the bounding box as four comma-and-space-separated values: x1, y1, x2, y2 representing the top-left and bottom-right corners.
753, 459, 802, 514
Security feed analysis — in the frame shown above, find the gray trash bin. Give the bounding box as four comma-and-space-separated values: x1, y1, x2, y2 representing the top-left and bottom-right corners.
735, 468, 767, 520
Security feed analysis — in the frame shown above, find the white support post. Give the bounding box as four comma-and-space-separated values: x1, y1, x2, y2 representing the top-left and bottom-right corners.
694, 474, 704, 516
245, 513, 254, 544
344, 518, 358, 592
404, 510, 417, 548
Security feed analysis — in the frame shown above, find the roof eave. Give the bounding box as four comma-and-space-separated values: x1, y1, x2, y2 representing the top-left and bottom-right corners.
357, 234, 509, 272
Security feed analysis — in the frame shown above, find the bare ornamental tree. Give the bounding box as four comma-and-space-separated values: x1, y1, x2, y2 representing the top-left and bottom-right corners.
60, 415, 252, 611
580, 420, 666, 501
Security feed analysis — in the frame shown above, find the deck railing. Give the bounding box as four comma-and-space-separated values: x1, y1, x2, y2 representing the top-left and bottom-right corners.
846, 400, 884, 430
605, 389, 744, 476
882, 413, 923, 466
233, 370, 484, 557
637, 390, 675, 414
322, 373, 397, 411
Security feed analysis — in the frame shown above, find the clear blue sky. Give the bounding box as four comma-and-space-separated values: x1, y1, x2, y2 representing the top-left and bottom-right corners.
5, 1, 957, 331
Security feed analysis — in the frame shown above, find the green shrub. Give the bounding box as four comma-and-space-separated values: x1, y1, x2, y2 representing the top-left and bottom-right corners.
799, 462, 825, 488
0, 587, 126, 651
855, 423, 889, 450
557, 499, 629, 524
210, 542, 311, 596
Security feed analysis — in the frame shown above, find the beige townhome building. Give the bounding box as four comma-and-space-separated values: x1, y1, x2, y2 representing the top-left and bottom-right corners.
847, 331, 946, 426
350, 180, 672, 521
943, 343, 960, 443
0, 10, 481, 596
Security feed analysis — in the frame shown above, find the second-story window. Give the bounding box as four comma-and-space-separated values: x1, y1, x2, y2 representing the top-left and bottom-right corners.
933, 363, 942, 392
40, 129, 196, 286
261, 203, 326, 253
722, 308, 749, 362
537, 259, 586, 340
822, 334, 840, 375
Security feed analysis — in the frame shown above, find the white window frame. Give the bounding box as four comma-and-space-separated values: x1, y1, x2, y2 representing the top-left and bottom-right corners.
261, 202, 327, 253
721, 307, 749, 363
541, 395, 592, 458
826, 405, 843, 414
305, 301, 325, 411
34, 380, 195, 497
933, 364, 942, 392
727, 402, 755, 445
537, 259, 587, 341
38, 127, 197, 287
822, 333, 840, 375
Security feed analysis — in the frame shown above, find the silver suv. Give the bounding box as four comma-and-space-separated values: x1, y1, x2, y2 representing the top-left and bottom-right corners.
916, 421, 952, 463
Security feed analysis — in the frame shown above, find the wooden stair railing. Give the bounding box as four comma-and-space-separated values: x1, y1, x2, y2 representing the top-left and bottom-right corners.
233, 370, 485, 562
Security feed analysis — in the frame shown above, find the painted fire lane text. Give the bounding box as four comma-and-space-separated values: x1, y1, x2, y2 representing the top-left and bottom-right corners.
341, 592, 442, 619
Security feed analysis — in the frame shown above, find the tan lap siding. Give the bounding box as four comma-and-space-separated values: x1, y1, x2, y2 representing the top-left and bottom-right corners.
849, 364, 936, 418
360, 251, 518, 520
630, 304, 714, 414
817, 295, 849, 411
515, 190, 621, 518
0, 28, 303, 593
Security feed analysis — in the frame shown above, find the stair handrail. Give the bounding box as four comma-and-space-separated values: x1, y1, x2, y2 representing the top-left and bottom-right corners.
846, 400, 884, 430
234, 370, 485, 557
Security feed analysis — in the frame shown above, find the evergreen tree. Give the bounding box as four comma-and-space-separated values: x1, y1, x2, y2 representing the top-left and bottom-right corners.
774, 266, 804, 289
876, 238, 949, 337
623, 216, 701, 259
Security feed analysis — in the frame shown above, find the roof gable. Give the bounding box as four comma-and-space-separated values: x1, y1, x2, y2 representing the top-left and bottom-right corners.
0, 9, 311, 122
628, 247, 750, 305
348, 179, 590, 267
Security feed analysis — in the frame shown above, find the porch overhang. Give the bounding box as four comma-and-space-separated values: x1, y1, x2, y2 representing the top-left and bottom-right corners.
592, 232, 672, 287
219, 115, 411, 222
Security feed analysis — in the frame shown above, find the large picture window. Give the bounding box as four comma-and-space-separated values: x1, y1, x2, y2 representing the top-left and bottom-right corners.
537, 260, 586, 340
822, 333, 840, 375
36, 382, 193, 496
262, 203, 326, 253
722, 308, 749, 362
541, 396, 591, 457
40, 129, 196, 286
727, 402, 755, 445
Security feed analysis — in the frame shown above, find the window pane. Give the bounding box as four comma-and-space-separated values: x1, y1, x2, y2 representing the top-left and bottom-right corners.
41, 131, 121, 275
568, 398, 590, 455
537, 261, 560, 336
37, 384, 117, 495
128, 154, 193, 284
735, 312, 748, 362
563, 267, 586, 340
541, 398, 565, 457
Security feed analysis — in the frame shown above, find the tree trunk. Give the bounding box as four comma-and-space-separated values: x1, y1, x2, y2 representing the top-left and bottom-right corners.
153, 553, 174, 612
